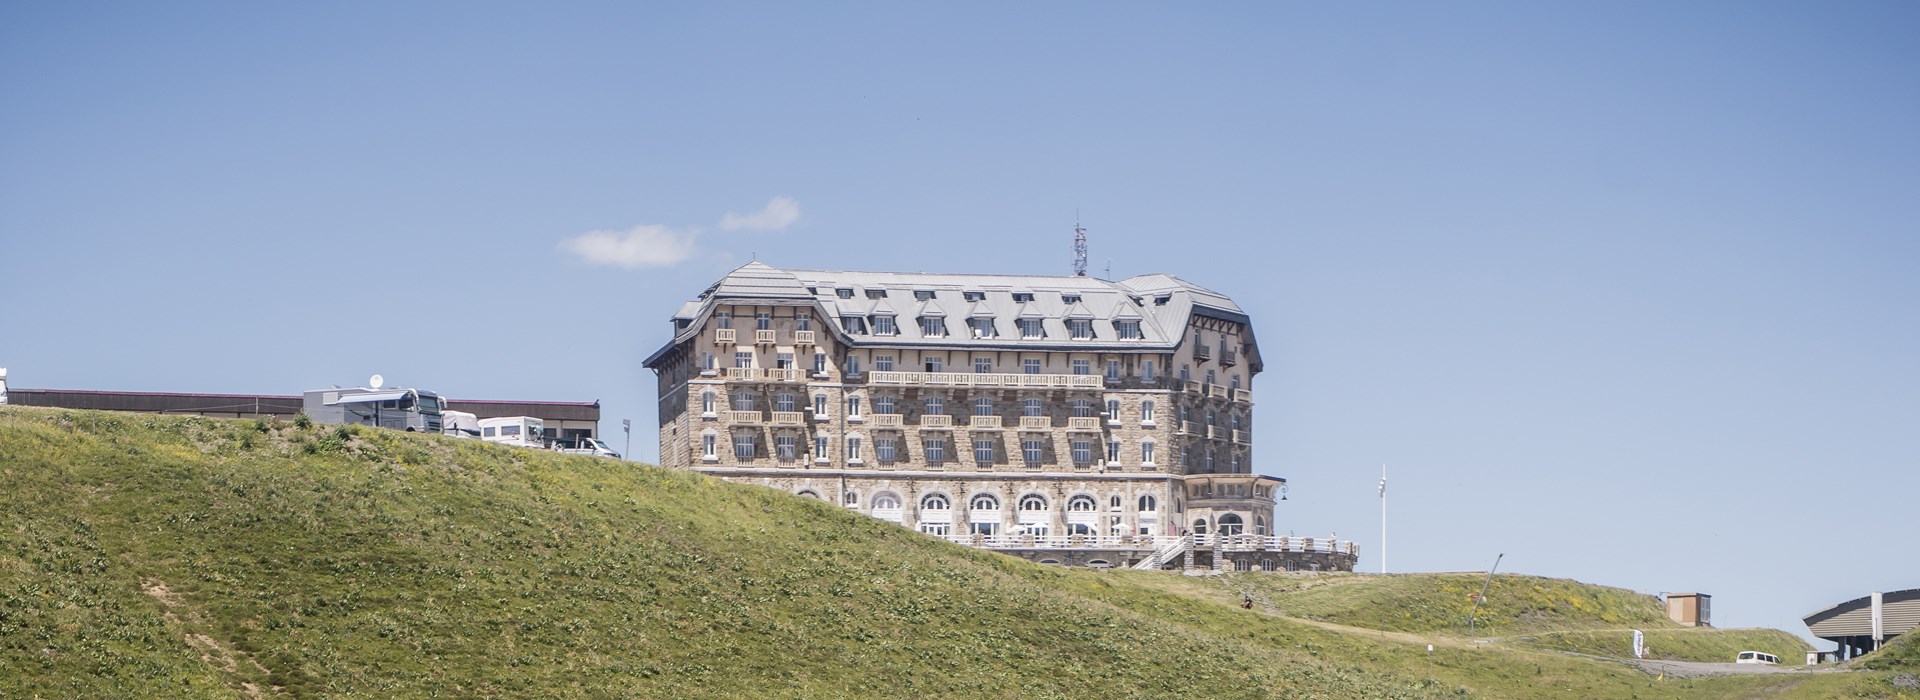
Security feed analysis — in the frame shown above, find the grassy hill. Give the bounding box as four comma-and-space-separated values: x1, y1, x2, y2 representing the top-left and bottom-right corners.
2, 406, 1913, 699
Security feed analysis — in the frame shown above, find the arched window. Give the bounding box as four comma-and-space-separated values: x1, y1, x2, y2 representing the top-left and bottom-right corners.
1217, 513, 1244, 536
1067, 495, 1097, 512
1109, 495, 1122, 509
1255, 515, 1268, 536
871, 492, 901, 510
701, 391, 716, 414
1138, 495, 1158, 512
1141, 401, 1155, 423
969, 494, 1000, 511
1072, 399, 1093, 417
1105, 399, 1120, 418
1191, 518, 1209, 535
1018, 494, 1049, 512
797, 489, 820, 499
973, 397, 995, 416
921, 494, 950, 510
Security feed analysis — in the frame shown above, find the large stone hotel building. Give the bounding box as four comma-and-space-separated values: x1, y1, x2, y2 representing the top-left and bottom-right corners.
644, 262, 1356, 572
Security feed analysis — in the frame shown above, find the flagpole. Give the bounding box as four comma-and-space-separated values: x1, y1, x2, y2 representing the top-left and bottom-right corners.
1380, 464, 1388, 574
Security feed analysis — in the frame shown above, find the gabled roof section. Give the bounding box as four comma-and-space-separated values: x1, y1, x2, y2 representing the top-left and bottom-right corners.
711, 261, 809, 298
1110, 302, 1143, 320
1063, 301, 1095, 319
1015, 301, 1046, 319
916, 299, 948, 318
870, 298, 898, 316
967, 301, 995, 318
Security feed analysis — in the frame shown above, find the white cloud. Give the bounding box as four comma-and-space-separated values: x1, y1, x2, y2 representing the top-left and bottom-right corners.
719, 196, 801, 232
556, 224, 698, 268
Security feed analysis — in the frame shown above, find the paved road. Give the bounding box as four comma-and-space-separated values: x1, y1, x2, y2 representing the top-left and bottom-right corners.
1626, 657, 1837, 679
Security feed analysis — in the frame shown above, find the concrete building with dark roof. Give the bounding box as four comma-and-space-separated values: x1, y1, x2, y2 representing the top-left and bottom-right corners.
643, 262, 1358, 572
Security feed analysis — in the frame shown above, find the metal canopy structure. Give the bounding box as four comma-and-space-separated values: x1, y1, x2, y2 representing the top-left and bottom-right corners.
1804, 588, 1919, 659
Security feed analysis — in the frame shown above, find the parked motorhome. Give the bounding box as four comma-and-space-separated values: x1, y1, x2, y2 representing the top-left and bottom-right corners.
441, 410, 480, 438
479, 416, 544, 448
301, 386, 445, 433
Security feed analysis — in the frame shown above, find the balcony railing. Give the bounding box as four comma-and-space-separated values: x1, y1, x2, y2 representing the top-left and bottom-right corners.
1220, 349, 1237, 366
1232, 388, 1254, 403
867, 371, 1103, 390
1066, 417, 1102, 431
1177, 420, 1199, 435
1018, 416, 1052, 430
1206, 425, 1225, 440
919, 415, 953, 429
755, 329, 777, 344
1193, 344, 1211, 361
723, 368, 804, 383
714, 328, 736, 344
723, 410, 762, 425
1209, 384, 1230, 399
870, 414, 904, 428
1232, 429, 1252, 445
771, 411, 805, 425
968, 415, 1003, 430
933, 533, 1358, 557
793, 330, 815, 345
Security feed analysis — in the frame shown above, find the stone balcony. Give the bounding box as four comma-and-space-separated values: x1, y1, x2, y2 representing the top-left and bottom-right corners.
870, 414, 905, 428
724, 368, 805, 383
793, 330, 815, 345
968, 415, 1004, 430
919, 415, 954, 429
723, 410, 762, 425
714, 328, 737, 344
1018, 416, 1052, 430
754, 329, 777, 344
770, 411, 805, 426
1066, 417, 1102, 431
1232, 429, 1252, 445
868, 371, 1103, 390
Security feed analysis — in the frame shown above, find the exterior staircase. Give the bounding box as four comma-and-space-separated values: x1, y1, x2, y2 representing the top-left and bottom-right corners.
1131, 534, 1192, 571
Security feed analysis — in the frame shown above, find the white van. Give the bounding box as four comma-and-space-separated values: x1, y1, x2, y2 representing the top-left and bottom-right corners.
479, 416, 545, 448
1735, 651, 1779, 665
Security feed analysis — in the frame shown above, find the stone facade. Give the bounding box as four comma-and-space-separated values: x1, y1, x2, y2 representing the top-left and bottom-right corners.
645, 263, 1355, 572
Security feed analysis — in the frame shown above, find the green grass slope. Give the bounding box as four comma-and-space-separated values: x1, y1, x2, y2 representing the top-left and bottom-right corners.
3, 407, 1909, 699
0, 407, 1432, 699
1859, 631, 1920, 672
1514, 628, 1811, 663
1204, 570, 1677, 635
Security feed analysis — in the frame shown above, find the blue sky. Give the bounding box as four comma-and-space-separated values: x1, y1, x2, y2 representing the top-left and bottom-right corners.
4, 2, 1915, 643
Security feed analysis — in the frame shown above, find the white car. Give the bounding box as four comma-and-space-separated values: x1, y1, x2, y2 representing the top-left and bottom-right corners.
1735, 651, 1779, 665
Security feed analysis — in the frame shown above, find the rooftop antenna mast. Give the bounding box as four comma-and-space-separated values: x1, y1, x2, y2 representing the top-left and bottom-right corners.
1072, 213, 1088, 276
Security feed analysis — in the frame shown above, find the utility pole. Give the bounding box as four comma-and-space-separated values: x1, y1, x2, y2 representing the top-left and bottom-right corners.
622, 418, 631, 461
1379, 464, 1387, 574
1468, 553, 1505, 637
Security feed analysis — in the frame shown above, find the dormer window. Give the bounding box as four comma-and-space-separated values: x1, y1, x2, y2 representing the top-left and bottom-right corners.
914, 290, 935, 301
872, 315, 897, 336
836, 288, 854, 299
963, 291, 985, 302
1012, 292, 1035, 303
920, 317, 947, 337
1018, 318, 1045, 339
866, 289, 888, 300
969, 318, 996, 338
1067, 319, 1094, 340
842, 316, 868, 334
1061, 294, 1081, 303
1154, 295, 1171, 306
1115, 320, 1142, 340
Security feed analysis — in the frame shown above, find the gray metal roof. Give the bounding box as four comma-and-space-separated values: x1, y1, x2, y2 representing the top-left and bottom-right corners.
647, 262, 1266, 367
1804, 588, 1920, 640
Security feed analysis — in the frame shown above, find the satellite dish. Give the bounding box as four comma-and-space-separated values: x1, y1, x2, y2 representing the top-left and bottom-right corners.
369, 374, 385, 389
